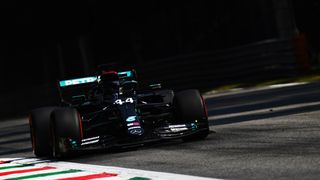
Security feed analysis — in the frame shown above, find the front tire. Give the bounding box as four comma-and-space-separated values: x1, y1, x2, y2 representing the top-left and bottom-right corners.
50, 107, 82, 158
29, 107, 56, 157
174, 89, 209, 141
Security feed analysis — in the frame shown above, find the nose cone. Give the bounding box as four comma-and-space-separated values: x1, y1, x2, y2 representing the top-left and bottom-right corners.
126, 116, 144, 136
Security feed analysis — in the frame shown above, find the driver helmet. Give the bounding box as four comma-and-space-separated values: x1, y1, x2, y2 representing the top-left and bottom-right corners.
99, 71, 120, 94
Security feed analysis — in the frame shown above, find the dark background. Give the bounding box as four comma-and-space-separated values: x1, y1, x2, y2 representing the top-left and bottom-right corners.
0, 0, 319, 115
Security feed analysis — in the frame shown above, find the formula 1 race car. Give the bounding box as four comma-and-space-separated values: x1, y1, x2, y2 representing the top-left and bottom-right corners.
29, 66, 209, 158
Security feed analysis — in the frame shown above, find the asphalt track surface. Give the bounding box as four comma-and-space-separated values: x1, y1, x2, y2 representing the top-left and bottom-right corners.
0, 82, 320, 180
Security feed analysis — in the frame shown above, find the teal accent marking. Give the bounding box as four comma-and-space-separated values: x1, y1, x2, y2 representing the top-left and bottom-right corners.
191, 123, 197, 130
126, 116, 136, 122
118, 71, 132, 77
69, 139, 78, 148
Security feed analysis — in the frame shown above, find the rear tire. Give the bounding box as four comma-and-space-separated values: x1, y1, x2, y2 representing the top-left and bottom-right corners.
174, 89, 209, 141
29, 107, 56, 157
50, 107, 82, 158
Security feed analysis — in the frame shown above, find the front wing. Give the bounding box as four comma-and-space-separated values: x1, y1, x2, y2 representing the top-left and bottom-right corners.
63, 122, 208, 151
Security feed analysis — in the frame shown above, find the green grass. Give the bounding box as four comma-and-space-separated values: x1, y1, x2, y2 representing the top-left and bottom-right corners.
204, 72, 320, 95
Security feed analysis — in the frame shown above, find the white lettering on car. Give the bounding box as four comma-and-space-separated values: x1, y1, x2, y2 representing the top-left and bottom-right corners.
114, 98, 134, 105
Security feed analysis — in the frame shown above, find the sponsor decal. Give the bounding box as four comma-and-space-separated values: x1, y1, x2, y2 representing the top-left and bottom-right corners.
81, 136, 99, 142
59, 77, 97, 87
80, 136, 100, 146
128, 126, 142, 130
127, 122, 140, 127
128, 126, 144, 135
170, 127, 188, 132
126, 116, 137, 122
129, 128, 143, 135
81, 140, 99, 146
168, 124, 188, 132
169, 124, 187, 128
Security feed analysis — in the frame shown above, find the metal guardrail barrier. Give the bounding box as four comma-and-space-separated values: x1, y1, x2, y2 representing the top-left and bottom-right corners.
136, 37, 307, 91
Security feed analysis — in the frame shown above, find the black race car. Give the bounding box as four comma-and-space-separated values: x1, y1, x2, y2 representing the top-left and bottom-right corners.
29, 67, 209, 158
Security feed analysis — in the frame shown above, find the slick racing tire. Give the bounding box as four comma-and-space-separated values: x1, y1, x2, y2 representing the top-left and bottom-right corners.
29, 107, 56, 157
174, 89, 209, 141
50, 107, 82, 159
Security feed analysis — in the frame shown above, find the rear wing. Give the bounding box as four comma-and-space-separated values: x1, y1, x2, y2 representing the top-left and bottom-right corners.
59, 76, 97, 87
57, 70, 136, 105
58, 76, 98, 105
